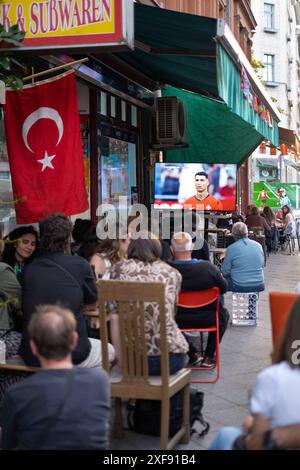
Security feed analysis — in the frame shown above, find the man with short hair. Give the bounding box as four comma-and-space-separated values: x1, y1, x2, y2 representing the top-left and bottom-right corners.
20, 213, 114, 367
221, 222, 265, 293
170, 232, 229, 369
183, 172, 223, 211
1, 305, 110, 450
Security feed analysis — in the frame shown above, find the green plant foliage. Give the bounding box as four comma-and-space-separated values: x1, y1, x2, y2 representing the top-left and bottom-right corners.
0, 24, 25, 90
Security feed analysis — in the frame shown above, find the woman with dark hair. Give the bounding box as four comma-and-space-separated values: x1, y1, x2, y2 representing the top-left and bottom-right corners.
245, 206, 271, 233
71, 218, 96, 255
108, 233, 189, 375
281, 205, 296, 236
2, 226, 38, 282
262, 206, 279, 253
0, 225, 22, 358
88, 224, 131, 280
278, 205, 297, 249
210, 298, 300, 450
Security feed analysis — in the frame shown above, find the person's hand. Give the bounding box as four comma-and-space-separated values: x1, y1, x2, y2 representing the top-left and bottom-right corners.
245, 433, 264, 450
242, 415, 254, 431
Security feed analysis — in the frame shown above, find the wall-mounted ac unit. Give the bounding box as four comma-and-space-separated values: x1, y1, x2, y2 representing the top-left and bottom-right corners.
150, 96, 188, 149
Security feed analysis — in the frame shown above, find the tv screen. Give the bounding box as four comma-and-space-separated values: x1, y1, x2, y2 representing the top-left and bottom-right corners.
253, 182, 300, 210
154, 163, 237, 211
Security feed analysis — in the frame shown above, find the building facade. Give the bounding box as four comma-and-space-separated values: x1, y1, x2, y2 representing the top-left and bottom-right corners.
160, 0, 256, 60
251, 0, 300, 197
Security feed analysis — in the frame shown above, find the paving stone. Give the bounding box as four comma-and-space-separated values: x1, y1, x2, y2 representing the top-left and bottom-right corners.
110, 253, 300, 450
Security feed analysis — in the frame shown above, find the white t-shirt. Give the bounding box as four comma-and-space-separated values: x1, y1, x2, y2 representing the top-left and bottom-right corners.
250, 361, 300, 427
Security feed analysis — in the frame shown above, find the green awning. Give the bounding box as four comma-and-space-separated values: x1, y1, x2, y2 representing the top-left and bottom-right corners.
163, 86, 264, 166
117, 4, 279, 163
217, 45, 278, 146
118, 5, 219, 96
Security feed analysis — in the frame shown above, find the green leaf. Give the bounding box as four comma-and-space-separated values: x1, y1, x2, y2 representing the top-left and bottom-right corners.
0, 57, 11, 71
9, 57, 24, 68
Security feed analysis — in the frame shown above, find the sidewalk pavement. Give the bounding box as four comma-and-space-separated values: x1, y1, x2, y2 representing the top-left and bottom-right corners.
111, 251, 300, 450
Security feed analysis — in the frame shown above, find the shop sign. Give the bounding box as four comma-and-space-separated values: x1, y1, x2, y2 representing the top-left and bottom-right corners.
241, 66, 273, 129
0, 0, 133, 51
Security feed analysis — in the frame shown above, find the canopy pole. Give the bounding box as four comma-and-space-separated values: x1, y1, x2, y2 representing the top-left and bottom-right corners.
23, 58, 89, 82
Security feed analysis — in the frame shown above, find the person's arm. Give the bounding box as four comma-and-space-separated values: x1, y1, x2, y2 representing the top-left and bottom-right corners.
212, 265, 228, 294
90, 254, 106, 280
262, 217, 271, 232
0, 268, 21, 308
246, 424, 300, 450
201, 240, 210, 261
109, 313, 122, 367
221, 249, 232, 278
81, 259, 98, 307
1, 393, 18, 449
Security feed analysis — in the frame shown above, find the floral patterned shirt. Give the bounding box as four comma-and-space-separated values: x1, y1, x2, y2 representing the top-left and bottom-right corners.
108, 259, 188, 356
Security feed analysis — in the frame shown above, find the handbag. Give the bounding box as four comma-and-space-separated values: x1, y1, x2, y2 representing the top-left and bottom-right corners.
127, 388, 210, 438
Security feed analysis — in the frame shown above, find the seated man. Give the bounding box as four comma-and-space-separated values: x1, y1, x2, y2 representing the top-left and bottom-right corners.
170, 232, 229, 369
1, 305, 110, 450
221, 222, 265, 293
20, 213, 114, 367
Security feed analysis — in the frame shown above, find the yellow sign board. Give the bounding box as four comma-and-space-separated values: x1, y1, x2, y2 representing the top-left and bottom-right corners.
0, 0, 133, 49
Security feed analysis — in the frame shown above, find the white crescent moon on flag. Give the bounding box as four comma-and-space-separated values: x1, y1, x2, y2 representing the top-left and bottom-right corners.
22, 107, 64, 153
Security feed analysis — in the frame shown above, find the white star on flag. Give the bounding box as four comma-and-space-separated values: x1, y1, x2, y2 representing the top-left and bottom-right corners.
37, 151, 56, 172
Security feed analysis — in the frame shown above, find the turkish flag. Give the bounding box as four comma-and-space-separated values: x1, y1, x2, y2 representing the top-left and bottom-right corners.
4, 71, 88, 223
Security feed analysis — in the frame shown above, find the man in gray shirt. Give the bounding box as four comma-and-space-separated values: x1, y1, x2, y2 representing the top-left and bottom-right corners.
1, 305, 110, 450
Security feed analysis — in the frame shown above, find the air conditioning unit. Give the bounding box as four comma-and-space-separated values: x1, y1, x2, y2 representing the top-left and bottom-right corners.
151, 96, 188, 149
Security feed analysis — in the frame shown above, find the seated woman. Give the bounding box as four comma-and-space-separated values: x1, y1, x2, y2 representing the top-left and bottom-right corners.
2, 226, 39, 283
210, 298, 300, 450
245, 206, 271, 234
0, 226, 24, 405
0, 225, 22, 358
262, 206, 279, 253
281, 205, 297, 239
108, 234, 189, 375
221, 222, 265, 293
88, 224, 131, 280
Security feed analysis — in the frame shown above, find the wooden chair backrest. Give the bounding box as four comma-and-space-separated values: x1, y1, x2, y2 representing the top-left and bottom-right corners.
98, 280, 169, 385
269, 292, 298, 348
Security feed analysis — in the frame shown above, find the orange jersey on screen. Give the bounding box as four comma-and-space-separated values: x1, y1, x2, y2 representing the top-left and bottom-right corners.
183, 194, 223, 211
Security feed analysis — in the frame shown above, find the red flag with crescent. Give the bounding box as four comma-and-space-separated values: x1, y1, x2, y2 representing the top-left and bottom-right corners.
4, 71, 88, 223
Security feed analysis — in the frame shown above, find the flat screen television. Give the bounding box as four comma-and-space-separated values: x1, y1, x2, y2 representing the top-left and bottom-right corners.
154, 163, 237, 211
254, 182, 300, 210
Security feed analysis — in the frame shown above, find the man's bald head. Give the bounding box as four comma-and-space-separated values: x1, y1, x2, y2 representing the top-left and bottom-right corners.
28, 305, 77, 360
171, 232, 194, 253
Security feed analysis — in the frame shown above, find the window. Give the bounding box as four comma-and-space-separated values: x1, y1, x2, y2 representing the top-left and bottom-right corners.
264, 3, 274, 29
100, 91, 107, 116
263, 54, 275, 83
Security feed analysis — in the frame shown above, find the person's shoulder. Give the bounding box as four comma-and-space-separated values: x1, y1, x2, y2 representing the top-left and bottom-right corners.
0, 262, 14, 274
249, 238, 263, 249
63, 253, 92, 270
256, 362, 293, 386
77, 366, 109, 383
5, 372, 39, 398
159, 260, 182, 279
184, 196, 196, 203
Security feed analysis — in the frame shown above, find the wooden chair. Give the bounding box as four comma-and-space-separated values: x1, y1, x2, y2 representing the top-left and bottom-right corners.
98, 280, 191, 450
269, 292, 298, 348
0, 363, 36, 373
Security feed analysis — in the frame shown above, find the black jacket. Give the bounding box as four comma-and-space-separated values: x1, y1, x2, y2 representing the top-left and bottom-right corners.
20, 252, 97, 366
170, 260, 227, 326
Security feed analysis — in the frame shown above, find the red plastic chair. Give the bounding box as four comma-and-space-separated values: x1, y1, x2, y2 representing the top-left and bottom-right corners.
269, 292, 298, 349
177, 287, 220, 383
